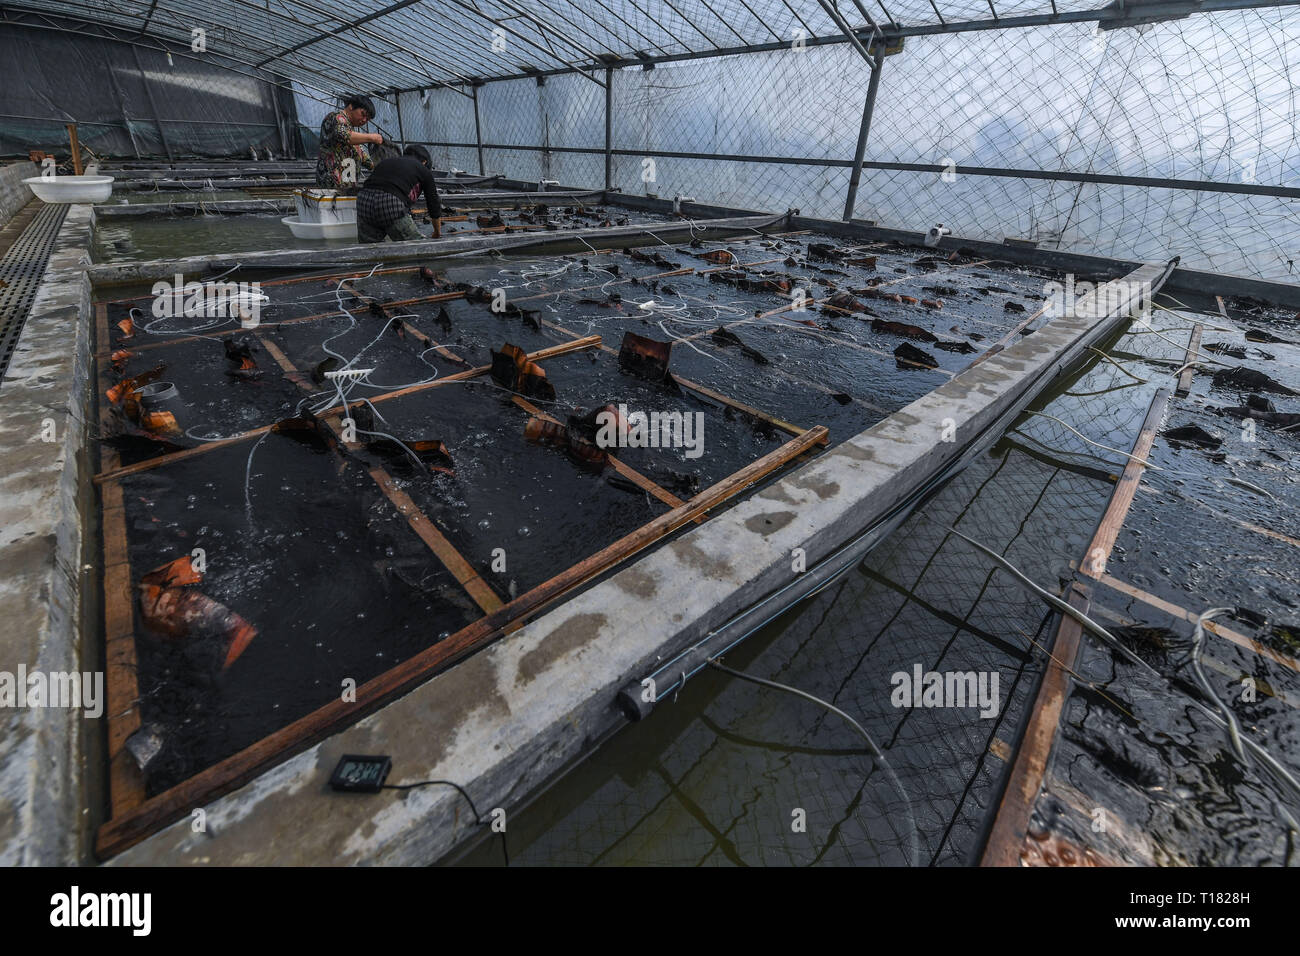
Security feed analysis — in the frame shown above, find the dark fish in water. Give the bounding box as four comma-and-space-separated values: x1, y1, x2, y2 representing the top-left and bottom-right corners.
1004, 301, 1026, 313
141, 554, 203, 588
434, 306, 452, 331
224, 337, 262, 380
491, 343, 556, 401
1212, 366, 1298, 396
577, 293, 623, 309
808, 242, 847, 262
476, 213, 506, 228
524, 414, 608, 471
223, 335, 257, 362
872, 318, 936, 342
312, 356, 340, 384
1245, 328, 1298, 345
103, 410, 190, 453
106, 363, 167, 405
138, 555, 257, 670
894, 342, 939, 370
618, 331, 675, 386
1221, 406, 1300, 430
419, 266, 439, 284
712, 326, 769, 364
1202, 342, 1246, 358
933, 339, 977, 354
499, 302, 541, 330
1161, 425, 1223, 449
140, 585, 257, 670
461, 284, 493, 304
627, 248, 678, 269
830, 392, 853, 405
365, 437, 454, 476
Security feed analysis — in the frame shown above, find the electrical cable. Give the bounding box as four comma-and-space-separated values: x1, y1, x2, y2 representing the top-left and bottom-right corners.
706, 657, 920, 868
381, 779, 509, 866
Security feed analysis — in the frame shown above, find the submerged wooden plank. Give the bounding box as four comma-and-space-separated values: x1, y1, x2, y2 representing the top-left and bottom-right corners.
93, 425, 826, 859
257, 333, 504, 617
980, 386, 1171, 866
1175, 321, 1204, 397
95, 303, 147, 817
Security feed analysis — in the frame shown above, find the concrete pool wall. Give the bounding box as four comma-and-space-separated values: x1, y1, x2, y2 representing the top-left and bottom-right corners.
1, 176, 1297, 865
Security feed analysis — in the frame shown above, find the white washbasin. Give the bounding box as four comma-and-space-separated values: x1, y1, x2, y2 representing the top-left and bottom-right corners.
282, 216, 357, 240
24, 175, 115, 203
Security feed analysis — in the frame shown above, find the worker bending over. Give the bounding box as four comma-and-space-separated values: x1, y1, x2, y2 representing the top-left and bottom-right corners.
315, 95, 385, 189
356, 145, 443, 244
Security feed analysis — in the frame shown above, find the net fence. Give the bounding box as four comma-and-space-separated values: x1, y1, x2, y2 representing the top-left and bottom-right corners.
390, 6, 1300, 281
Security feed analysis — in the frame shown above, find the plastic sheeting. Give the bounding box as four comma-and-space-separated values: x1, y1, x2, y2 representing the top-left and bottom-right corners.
0, 22, 295, 159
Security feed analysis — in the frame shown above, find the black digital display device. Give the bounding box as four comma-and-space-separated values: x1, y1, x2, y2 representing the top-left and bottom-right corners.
329, 754, 392, 792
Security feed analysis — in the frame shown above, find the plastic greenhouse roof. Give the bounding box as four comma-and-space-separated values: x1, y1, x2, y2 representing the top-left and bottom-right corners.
0, 0, 1278, 94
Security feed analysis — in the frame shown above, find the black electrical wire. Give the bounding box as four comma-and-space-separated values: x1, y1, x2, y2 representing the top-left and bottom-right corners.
382, 779, 509, 866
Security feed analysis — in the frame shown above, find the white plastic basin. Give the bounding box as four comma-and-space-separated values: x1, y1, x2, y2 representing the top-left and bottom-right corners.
24, 175, 115, 203
282, 216, 357, 240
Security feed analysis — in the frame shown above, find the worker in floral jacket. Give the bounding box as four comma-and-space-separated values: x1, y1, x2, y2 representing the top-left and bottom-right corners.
315, 95, 385, 189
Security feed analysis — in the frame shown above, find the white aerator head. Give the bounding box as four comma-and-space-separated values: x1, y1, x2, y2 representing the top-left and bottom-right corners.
323, 368, 374, 383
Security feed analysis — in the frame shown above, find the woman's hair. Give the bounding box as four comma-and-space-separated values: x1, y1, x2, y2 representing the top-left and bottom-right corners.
404, 144, 433, 167
343, 95, 376, 121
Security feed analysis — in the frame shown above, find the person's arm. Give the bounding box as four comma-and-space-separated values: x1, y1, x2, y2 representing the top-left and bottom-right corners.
418, 165, 444, 234
417, 164, 443, 235
324, 113, 382, 148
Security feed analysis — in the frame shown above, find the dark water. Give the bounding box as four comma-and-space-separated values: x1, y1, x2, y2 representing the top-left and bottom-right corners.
453, 293, 1300, 866
99, 222, 1300, 861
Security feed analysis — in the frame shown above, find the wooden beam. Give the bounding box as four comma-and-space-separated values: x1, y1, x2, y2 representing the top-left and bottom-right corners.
539, 318, 823, 440
94, 424, 827, 859
1175, 321, 1203, 397
508, 394, 696, 519
981, 386, 1171, 867
257, 331, 504, 616
66, 123, 83, 175
96, 290, 469, 359
1081, 566, 1300, 676
94, 303, 146, 816
93, 336, 602, 484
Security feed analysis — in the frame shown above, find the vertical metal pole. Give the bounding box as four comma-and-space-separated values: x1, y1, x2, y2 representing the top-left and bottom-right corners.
472, 84, 485, 175
842, 50, 884, 222
395, 91, 406, 149
604, 67, 613, 190
132, 46, 174, 161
